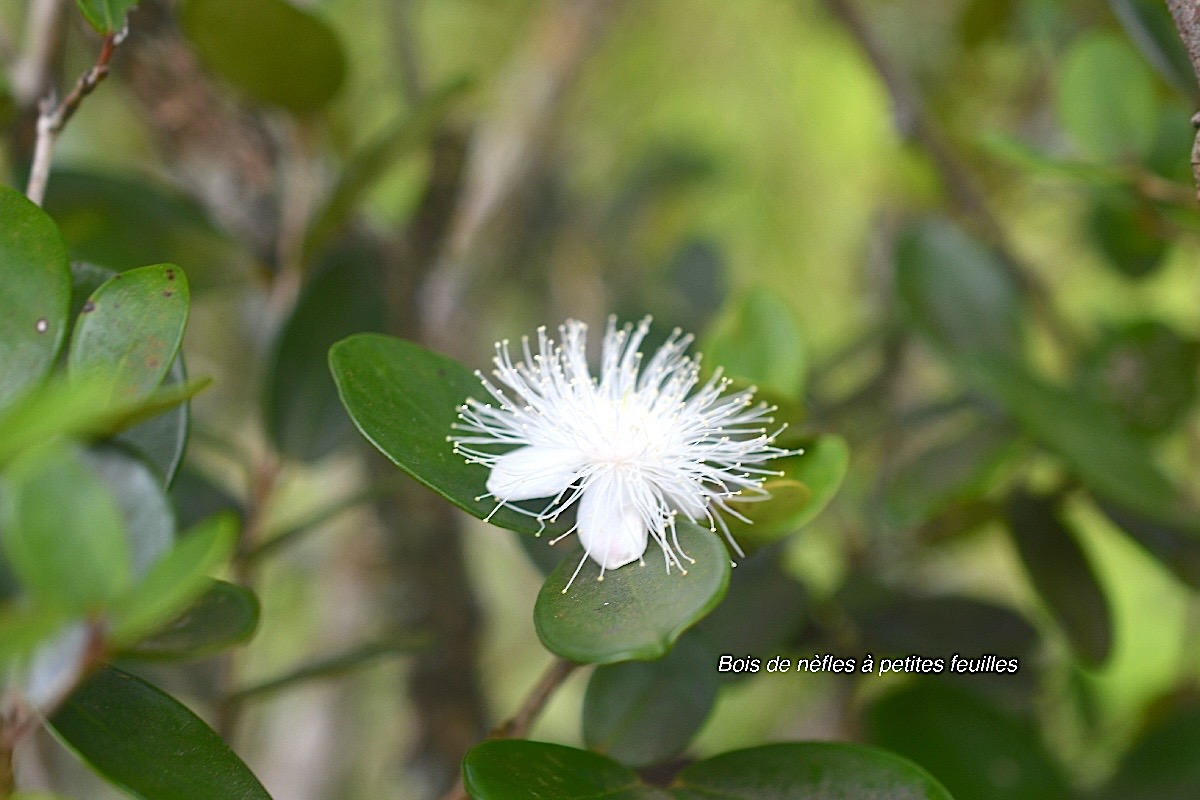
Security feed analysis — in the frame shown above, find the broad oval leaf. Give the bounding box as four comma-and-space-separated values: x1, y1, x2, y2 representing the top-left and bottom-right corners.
68, 264, 190, 399
534, 521, 730, 664
49, 666, 272, 800
80, 444, 174, 577
701, 288, 806, 399
121, 580, 259, 661
1007, 490, 1112, 666
74, 0, 139, 34
584, 635, 719, 767
896, 219, 1023, 362
329, 333, 569, 537
0, 185, 70, 410
182, 0, 346, 114
463, 740, 670, 800
1057, 33, 1158, 162
868, 682, 1068, 800
672, 742, 956, 800
1, 442, 130, 612
265, 242, 385, 462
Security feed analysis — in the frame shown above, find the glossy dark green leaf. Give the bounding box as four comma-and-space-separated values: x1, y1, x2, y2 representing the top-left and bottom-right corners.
49, 666, 272, 800
463, 740, 671, 800
0, 185, 70, 410
121, 580, 258, 661
1007, 490, 1111, 666
672, 742, 955, 800
265, 242, 385, 462
1088, 189, 1169, 279
46, 171, 252, 289
1097, 502, 1200, 589
1080, 320, 1200, 436
883, 418, 1017, 529
584, 635, 719, 767
1099, 701, 1200, 800
182, 0, 345, 113
1057, 33, 1158, 161
534, 521, 730, 664
967, 358, 1180, 519
80, 444, 174, 577
1110, 0, 1199, 101
108, 512, 238, 646
117, 354, 190, 485
1, 442, 130, 612
329, 333, 569, 536
701, 288, 806, 399
895, 219, 1023, 362
67, 264, 190, 399
868, 682, 1068, 800
68, 263, 116, 328
74, 0, 139, 33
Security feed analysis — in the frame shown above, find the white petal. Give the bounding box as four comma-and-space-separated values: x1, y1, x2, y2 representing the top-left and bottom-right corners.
576, 471, 648, 570
487, 446, 583, 501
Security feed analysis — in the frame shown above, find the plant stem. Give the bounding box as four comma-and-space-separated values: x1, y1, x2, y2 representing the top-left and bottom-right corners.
1166, 1, 1200, 203
25, 32, 117, 206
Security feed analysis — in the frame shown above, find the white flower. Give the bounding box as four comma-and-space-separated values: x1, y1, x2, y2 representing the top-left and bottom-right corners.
450, 316, 796, 586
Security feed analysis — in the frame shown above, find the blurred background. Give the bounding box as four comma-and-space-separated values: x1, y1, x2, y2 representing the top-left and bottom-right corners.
4, 0, 1200, 798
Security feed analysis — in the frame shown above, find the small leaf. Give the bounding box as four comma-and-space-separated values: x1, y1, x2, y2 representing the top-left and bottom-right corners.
1007, 490, 1112, 666
672, 742, 955, 800
868, 682, 1069, 800
74, 1, 139, 34
732, 435, 849, 544
0, 184, 70, 410
49, 666, 272, 800
181, 0, 346, 114
534, 521, 730, 664
1, 442, 130, 611
701, 288, 806, 399
265, 241, 385, 462
116, 354, 191, 485
1088, 189, 1169, 280
463, 740, 670, 800
1109, 0, 1199, 101
120, 580, 259, 661
80, 444, 174, 577
108, 512, 238, 646
584, 635, 719, 767
895, 219, 1024, 362
329, 333, 570, 537
1057, 33, 1158, 161
169, 467, 244, 530
68, 264, 190, 399
1097, 502, 1200, 590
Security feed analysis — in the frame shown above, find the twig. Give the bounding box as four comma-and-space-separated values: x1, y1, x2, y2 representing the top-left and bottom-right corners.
821, 0, 1077, 355
435, 659, 578, 800
8, 0, 66, 108
1167, 1, 1200, 203
25, 32, 117, 206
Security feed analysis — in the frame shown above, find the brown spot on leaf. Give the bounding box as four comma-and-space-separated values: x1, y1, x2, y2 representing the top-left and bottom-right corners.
163, 290, 174, 298
82, 301, 96, 313
166, 269, 176, 281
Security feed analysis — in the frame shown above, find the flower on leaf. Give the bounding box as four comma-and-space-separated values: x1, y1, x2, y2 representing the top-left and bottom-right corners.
450, 316, 797, 587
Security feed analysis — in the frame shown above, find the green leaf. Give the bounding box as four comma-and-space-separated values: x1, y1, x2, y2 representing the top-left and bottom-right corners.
1080, 320, 1200, 436
49, 666, 272, 800
80, 444, 174, 577
868, 682, 1068, 800
732, 434, 849, 545
108, 512, 238, 646
265, 242, 385, 462
116, 354, 190, 485
68, 264, 190, 399
1088, 189, 1169, 280
463, 740, 671, 800
74, 1, 139, 33
1097, 502, 1200, 590
672, 742, 956, 800
329, 333, 569, 537
701, 288, 806, 399
0, 184, 70, 411
1, 442, 130, 611
1007, 490, 1112, 666
1099, 701, 1200, 800
1057, 34, 1159, 162
181, 0, 346, 114
170, 467, 244, 530
533, 521, 730, 664
1110, 0, 1199, 101
967, 359, 1181, 519
584, 635, 719, 767
46, 171, 253, 290
895, 219, 1023, 362
120, 580, 258, 661
0, 605, 68, 667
